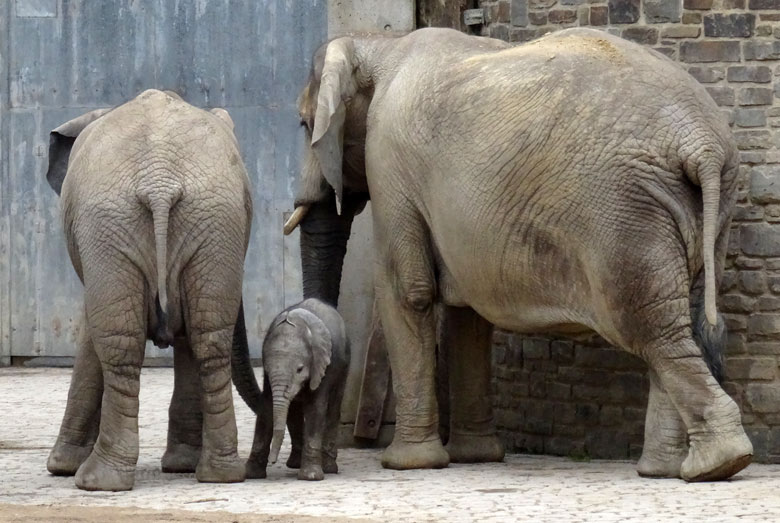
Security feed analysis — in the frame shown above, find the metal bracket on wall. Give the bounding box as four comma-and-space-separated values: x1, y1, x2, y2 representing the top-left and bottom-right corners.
463, 8, 485, 26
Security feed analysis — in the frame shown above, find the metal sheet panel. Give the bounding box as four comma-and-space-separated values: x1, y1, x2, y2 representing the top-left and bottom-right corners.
0, 1, 11, 365
1, 0, 327, 360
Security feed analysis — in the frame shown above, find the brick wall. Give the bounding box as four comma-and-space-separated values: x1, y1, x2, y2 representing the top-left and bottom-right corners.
480, 0, 780, 462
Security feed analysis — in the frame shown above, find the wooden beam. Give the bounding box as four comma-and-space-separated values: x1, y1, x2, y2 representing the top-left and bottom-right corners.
353, 303, 390, 440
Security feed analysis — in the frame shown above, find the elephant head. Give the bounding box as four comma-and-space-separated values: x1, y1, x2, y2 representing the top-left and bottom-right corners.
264, 307, 332, 464
284, 37, 374, 306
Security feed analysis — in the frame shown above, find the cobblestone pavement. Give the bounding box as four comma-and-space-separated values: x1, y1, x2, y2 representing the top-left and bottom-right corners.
1, 368, 779, 522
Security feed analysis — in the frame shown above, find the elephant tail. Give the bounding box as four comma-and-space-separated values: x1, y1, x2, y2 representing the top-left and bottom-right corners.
691, 160, 726, 382
231, 301, 267, 414
699, 162, 721, 328
141, 185, 182, 348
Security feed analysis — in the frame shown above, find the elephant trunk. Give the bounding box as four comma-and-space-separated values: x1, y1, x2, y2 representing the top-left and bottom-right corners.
231, 302, 265, 414
299, 195, 357, 306
269, 398, 291, 464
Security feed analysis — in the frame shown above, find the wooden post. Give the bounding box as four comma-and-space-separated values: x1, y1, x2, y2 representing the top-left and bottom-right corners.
354, 303, 389, 439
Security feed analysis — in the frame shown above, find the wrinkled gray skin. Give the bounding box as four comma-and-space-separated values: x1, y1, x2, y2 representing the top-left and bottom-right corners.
45, 89, 251, 491
287, 28, 753, 482
233, 298, 349, 481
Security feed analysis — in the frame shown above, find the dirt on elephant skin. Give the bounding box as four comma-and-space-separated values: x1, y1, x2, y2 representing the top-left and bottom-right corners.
0, 504, 377, 523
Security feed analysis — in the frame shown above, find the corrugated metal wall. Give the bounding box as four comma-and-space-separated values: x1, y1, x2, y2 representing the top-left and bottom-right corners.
0, 0, 327, 363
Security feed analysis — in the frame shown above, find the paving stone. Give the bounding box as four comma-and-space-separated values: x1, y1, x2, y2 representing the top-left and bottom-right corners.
608, 0, 640, 24
734, 129, 772, 149
751, 164, 780, 203
739, 87, 773, 105
680, 40, 741, 62
706, 86, 735, 105
735, 108, 767, 127
683, 12, 703, 24
528, 10, 547, 25
548, 9, 577, 24
750, 0, 780, 8
685, 0, 714, 8
688, 66, 725, 83
662, 25, 701, 38
622, 26, 658, 44
727, 65, 772, 82
644, 0, 681, 23
743, 40, 780, 60
703, 13, 756, 37
511, 0, 528, 26
589, 5, 608, 25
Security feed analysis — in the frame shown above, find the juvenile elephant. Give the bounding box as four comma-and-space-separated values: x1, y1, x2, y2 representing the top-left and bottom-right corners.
283, 28, 752, 482
45, 89, 251, 491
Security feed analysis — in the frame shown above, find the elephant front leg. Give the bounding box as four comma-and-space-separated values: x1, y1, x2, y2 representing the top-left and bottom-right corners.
285, 401, 305, 469
374, 238, 449, 470
48, 309, 103, 476
161, 338, 203, 473
442, 306, 504, 464
637, 369, 687, 478
299, 392, 329, 481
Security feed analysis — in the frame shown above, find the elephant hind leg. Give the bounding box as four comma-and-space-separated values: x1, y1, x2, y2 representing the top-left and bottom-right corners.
181, 252, 245, 484
442, 306, 504, 464
48, 306, 103, 476
637, 369, 687, 478
322, 367, 348, 474
75, 264, 148, 492
645, 336, 751, 482
161, 337, 203, 473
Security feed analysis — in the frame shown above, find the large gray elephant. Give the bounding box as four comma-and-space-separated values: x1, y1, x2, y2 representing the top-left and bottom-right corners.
45, 89, 251, 491
283, 27, 753, 482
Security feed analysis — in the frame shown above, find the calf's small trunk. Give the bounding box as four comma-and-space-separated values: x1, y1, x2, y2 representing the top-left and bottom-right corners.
269, 399, 291, 464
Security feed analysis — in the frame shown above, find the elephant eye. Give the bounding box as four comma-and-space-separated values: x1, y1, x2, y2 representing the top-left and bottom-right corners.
296, 365, 304, 373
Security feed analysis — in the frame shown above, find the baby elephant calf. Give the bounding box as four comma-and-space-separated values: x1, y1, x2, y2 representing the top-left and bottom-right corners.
234, 298, 349, 481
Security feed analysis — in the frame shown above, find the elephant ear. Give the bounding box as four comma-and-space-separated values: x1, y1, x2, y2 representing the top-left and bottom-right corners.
210, 108, 235, 131
47, 108, 111, 195
288, 308, 332, 390
311, 37, 357, 215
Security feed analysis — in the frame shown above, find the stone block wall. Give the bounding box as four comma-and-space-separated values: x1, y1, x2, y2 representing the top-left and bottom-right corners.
479, 0, 780, 462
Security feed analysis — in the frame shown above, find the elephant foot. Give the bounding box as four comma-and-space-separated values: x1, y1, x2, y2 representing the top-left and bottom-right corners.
161, 443, 201, 473
445, 432, 505, 463
47, 441, 93, 476
286, 448, 301, 469
298, 464, 324, 481
245, 456, 267, 479
323, 452, 338, 474
681, 429, 752, 482
381, 437, 450, 470
195, 451, 246, 483
75, 452, 135, 491
637, 445, 687, 479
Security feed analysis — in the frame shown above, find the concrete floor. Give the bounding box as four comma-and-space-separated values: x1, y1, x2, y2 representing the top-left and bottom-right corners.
1, 367, 779, 522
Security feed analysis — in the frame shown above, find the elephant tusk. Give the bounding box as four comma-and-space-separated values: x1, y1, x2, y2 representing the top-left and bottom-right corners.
283, 205, 310, 235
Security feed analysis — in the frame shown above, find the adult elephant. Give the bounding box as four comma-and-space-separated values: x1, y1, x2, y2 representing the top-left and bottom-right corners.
283, 27, 752, 482
45, 89, 251, 490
